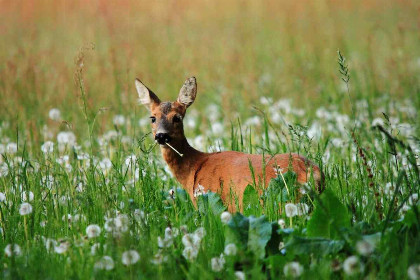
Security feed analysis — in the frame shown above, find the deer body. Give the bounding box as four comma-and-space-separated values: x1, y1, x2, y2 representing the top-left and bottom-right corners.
135, 77, 323, 212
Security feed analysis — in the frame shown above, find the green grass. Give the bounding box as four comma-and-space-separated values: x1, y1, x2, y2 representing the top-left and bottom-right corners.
0, 0, 419, 279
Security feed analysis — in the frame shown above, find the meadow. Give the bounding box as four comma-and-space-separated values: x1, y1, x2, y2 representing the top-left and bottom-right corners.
0, 0, 419, 279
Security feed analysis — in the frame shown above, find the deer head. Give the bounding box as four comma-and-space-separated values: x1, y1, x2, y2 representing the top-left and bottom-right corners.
135, 77, 197, 145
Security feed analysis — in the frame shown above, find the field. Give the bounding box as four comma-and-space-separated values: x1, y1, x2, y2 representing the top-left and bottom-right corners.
0, 0, 419, 279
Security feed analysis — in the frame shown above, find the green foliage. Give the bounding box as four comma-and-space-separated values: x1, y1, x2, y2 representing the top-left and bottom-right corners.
307, 189, 351, 239
242, 185, 262, 216
285, 236, 345, 257
197, 191, 226, 217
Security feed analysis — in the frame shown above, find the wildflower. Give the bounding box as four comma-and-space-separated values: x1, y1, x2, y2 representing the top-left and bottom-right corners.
235, 271, 246, 280
278, 219, 286, 229
19, 202, 33, 215
54, 240, 70, 254
194, 227, 206, 240
124, 154, 137, 168
43, 238, 57, 252
4, 244, 22, 257
121, 250, 140, 265
193, 184, 206, 197
211, 254, 225, 272
221, 211, 232, 224
90, 243, 101, 255
57, 131, 76, 148
182, 246, 199, 261
6, 142, 17, 154
0, 192, 6, 202
283, 262, 304, 278
285, 203, 298, 218
356, 240, 374, 256
86, 225, 101, 238
62, 214, 73, 223
408, 194, 418, 206
41, 141, 54, 154
21, 191, 34, 202
94, 256, 115, 270
113, 115, 126, 126
0, 164, 8, 177
99, 158, 112, 173
224, 243, 237, 256
151, 251, 168, 265
408, 264, 420, 280
48, 108, 61, 121
296, 203, 309, 216
343, 256, 363, 275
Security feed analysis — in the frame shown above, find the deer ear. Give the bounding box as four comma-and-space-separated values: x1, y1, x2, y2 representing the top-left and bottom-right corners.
135, 78, 160, 110
177, 77, 197, 108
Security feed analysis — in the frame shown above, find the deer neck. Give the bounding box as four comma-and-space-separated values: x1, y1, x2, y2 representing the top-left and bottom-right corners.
160, 137, 206, 187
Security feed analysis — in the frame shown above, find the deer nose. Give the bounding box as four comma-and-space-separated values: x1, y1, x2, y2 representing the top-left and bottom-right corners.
155, 133, 171, 145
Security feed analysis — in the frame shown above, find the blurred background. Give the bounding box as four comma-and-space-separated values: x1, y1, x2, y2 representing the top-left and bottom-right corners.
0, 0, 419, 145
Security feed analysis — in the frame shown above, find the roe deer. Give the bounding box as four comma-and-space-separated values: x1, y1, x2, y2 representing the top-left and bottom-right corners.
135, 77, 323, 212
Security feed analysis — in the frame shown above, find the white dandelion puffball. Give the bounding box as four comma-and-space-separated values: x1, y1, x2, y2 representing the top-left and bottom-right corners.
54, 240, 70, 254
121, 250, 140, 265
356, 240, 374, 256
278, 219, 286, 229
21, 191, 34, 202
408, 264, 420, 280
224, 243, 237, 256
285, 203, 298, 218
343, 256, 363, 275
113, 115, 126, 126
296, 203, 309, 216
221, 211, 232, 224
49, 108, 61, 121
283, 262, 304, 278
0, 192, 6, 202
86, 224, 101, 238
235, 271, 246, 280
211, 254, 226, 272
19, 202, 33, 215
182, 246, 198, 261
4, 244, 22, 257
94, 256, 115, 271
6, 142, 18, 154
41, 141, 54, 154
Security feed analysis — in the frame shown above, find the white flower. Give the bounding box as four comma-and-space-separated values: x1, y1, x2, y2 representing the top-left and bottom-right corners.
90, 243, 101, 255
42, 238, 57, 252
224, 243, 237, 256
285, 203, 298, 218
41, 141, 54, 154
0, 164, 8, 177
193, 184, 206, 198
86, 224, 101, 238
124, 154, 137, 168
6, 142, 17, 154
151, 251, 168, 265
113, 115, 126, 126
54, 240, 70, 254
19, 202, 33, 215
408, 194, 418, 206
121, 250, 140, 265
0, 192, 6, 202
182, 246, 199, 261
94, 256, 115, 270
194, 227, 206, 240
211, 254, 225, 272
57, 131, 76, 145
49, 108, 61, 121
283, 262, 304, 278
235, 271, 246, 280
343, 256, 363, 275
4, 244, 22, 257
211, 122, 224, 135
408, 264, 420, 280
372, 117, 384, 127
21, 191, 34, 202
278, 219, 286, 229
221, 211, 232, 224
99, 158, 112, 172
296, 203, 309, 216
356, 240, 374, 256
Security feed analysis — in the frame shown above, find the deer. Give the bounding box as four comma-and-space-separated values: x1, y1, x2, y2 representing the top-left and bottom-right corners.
135, 76, 324, 212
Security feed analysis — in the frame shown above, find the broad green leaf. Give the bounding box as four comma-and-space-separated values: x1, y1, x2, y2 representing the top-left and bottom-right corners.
243, 184, 262, 216
285, 236, 345, 256
248, 216, 272, 259
197, 191, 226, 216
307, 189, 350, 239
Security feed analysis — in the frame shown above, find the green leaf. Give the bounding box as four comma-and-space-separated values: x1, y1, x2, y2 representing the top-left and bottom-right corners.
197, 191, 226, 216
307, 189, 350, 239
225, 213, 272, 258
243, 185, 262, 216
248, 216, 273, 259
285, 236, 345, 256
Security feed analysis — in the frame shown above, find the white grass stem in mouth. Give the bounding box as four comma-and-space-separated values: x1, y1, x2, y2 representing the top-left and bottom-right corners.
165, 142, 183, 157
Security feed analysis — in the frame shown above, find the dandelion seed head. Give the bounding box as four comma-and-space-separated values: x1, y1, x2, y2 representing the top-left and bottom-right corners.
4, 244, 22, 257
224, 243, 237, 256
343, 256, 363, 275
94, 256, 115, 270
19, 202, 33, 215
285, 203, 298, 218
211, 254, 225, 272
48, 108, 61, 121
283, 262, 304, 278
86, 224, 101, 238
121, 250, 140, 266
221, 211, 232, 224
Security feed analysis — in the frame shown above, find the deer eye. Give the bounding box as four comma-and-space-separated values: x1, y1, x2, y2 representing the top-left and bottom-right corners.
150, 116, 156, 123
173, 115, 182, 123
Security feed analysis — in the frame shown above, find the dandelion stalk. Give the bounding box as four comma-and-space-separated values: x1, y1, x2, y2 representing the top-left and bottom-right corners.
23, 216, 29, 244
165, 142, 183, 157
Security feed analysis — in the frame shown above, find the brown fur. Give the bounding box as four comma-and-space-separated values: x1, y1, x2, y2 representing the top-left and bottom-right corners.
137, 77, 324, 212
